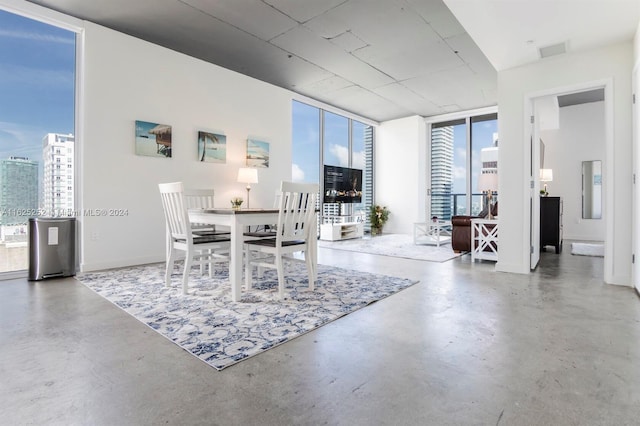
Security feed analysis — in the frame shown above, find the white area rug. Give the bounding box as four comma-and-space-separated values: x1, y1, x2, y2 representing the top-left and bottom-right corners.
571, 242, 604, 257
77, 262, 417, 370
319, 233, 463, 262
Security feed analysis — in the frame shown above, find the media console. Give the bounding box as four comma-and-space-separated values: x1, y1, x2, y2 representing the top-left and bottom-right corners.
320, 222, 364, 241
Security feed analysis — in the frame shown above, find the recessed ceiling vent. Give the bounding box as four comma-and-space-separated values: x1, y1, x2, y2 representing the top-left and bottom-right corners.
538, 42, 567, 59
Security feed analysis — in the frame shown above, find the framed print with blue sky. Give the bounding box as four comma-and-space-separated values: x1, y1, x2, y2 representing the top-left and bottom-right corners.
246, 138, 269, 168
135, 120, 172, 158
198, 131, 226, 163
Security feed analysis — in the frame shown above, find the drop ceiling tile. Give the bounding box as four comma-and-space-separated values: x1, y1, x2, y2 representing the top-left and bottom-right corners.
296, 75, 354, 95
355, 39, 463, 81
264, 0, 347, 23
327, 30, 367, 53
403, 65, 491, 109
181, 0, 298, 40
445, 33, 495, 73
271, 25, 393, 89
306, 0, 440, 48
372, 83, 440, 116
322, 85, 411, 122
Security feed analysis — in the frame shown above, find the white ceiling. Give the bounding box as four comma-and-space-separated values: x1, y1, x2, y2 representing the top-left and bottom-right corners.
444, 0, 639, 71
25, 0, 640, 122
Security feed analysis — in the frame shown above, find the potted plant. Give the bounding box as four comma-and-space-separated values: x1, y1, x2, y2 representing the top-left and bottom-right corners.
230, 197, 243, 210
369, 205, 389, 235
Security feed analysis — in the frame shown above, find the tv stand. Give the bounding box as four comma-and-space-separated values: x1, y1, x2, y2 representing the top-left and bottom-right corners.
320, 221, 363, 241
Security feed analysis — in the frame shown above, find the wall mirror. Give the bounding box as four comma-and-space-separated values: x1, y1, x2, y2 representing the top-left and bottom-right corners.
582, 160, 602, 219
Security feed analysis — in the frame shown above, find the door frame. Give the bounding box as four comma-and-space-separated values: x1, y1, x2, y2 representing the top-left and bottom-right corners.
524, 78, 613, 278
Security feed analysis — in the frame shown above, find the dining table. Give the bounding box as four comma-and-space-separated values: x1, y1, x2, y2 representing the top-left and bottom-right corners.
188, 208, 317, 302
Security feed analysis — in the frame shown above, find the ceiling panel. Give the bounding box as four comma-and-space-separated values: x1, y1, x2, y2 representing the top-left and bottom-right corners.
182, 0, 298, 41
270, 25, 394, 89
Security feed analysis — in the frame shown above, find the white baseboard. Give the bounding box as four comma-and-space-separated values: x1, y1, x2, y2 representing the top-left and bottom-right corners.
80, 255, 164, 273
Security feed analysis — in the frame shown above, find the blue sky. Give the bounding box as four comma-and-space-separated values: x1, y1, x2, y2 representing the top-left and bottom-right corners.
0, 9, 75, 162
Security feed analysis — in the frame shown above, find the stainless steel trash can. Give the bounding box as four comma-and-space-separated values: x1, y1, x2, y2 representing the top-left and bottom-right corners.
28, 217, 76, 281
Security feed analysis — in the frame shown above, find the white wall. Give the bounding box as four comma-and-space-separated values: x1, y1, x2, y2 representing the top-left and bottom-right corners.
498, 42, 632, 285
540, 101, 606, 241
80, 22, 294, 271
376, 116, 426, 234
633, 21, 640, 291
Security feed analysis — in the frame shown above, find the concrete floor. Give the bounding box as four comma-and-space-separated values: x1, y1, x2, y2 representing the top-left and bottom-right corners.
1, 242, 639, 425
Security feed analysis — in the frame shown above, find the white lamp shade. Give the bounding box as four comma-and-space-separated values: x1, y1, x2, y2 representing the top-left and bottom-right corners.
540, 168, 553, 182
478, 172, 498, 192
237, 167, 258, 184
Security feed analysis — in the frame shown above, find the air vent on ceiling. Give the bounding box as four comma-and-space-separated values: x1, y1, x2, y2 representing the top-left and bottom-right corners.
538, 42, 567, 59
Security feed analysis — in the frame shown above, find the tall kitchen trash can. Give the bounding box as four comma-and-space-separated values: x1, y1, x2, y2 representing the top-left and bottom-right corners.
28, 217, 76, 281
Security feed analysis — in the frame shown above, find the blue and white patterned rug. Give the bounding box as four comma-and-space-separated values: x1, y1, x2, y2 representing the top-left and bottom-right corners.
77, 262, 417, 370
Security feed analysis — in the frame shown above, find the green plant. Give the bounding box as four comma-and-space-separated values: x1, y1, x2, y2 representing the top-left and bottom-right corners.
369, 205, 389, 230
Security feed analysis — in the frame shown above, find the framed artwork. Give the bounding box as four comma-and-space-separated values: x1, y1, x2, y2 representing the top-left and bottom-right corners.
246, 138, 269, 168
198, 131, 226, 163
135, 120, 172, 158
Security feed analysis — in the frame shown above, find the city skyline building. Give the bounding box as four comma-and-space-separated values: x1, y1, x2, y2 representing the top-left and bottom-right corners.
0, 156, 39, 226
430, 126, 454, 220
42, 133, 75, 215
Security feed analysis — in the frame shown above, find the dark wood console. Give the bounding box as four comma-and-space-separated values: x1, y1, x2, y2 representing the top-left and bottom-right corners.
540, 196, 563, 253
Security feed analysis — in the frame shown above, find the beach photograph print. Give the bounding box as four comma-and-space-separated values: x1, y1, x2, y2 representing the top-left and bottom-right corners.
135, 120, 172, 158
246, 139, 269, 168
198, 131, 226, 163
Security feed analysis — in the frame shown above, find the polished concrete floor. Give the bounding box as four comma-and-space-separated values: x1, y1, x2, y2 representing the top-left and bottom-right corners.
1, 242, 639, 425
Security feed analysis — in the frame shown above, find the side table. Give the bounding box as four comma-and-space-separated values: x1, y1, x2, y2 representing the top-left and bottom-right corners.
414, 221, 452, 247
471, 218, 498, 262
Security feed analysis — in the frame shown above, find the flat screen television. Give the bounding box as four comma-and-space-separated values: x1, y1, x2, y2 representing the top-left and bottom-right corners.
323, 165, 363, 203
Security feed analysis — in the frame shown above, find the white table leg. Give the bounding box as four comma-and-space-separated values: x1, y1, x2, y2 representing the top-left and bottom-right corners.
230, 219, 243, 302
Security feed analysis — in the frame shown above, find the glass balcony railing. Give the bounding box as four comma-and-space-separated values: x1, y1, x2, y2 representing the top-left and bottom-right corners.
430, 192, 497, 221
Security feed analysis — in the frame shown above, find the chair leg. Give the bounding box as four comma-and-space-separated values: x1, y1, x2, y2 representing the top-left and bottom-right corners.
305, 252, 315, 291
165, 249, 176, 287
182, 255, 193, 295
275, 255, 285, 299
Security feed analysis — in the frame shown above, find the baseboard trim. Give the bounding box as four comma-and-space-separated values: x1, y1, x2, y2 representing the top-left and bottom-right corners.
80, 255, 164, 273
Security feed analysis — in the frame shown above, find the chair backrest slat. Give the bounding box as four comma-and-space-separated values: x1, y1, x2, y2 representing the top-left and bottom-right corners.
158, 182, 191, 242
276, 181, 318, 243
184, 188, 215, 209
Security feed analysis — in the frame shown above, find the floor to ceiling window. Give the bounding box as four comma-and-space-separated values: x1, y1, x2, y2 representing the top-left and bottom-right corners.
292, 100, 374, 227
0, 9, 76, 276
429, 111, 498, 220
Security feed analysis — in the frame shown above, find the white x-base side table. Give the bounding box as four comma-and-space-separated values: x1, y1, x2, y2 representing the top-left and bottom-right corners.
471, 218, 498, 262
414, 220, 452, 247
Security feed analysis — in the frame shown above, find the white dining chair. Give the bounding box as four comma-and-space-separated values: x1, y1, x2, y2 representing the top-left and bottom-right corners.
184, 188, 231, 235
244, 181, 318, 298
158, 182, 230, 294
243, 190, 281, 239
184, 188, 231, 274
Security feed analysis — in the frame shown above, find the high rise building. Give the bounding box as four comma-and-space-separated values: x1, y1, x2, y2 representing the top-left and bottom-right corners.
42, 133, 75, 215
430, 126, 454, 219
0, 157, 39, 225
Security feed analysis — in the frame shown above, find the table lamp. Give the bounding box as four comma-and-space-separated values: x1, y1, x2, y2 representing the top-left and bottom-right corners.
540, 168, 553, 196
478, 172, 498, 219
237, 167, 258, 208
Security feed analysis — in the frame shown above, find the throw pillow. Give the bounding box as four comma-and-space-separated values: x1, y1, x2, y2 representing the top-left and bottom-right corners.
491, 201, 499, 217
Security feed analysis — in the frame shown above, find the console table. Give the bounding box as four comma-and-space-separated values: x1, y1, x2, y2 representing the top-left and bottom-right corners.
540, 196, 563, 253
471, 218, 498, 262
414, 221, 452, 246
320, 214, 364, 241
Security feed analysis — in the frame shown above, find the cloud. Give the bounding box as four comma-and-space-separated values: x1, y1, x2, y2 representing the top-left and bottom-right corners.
352, 150, 365, 169
0, 65, 73, 88
0, 28, 75, 45
453, 165, 466, 179
292, 163, 305, 182
328, 144, 349, 167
